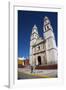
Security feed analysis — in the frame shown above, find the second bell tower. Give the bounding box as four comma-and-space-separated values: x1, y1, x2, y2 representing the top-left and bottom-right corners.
43, 16, 57, 64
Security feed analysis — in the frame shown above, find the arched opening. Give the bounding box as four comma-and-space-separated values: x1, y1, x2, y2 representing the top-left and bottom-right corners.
38, 56, 41, 65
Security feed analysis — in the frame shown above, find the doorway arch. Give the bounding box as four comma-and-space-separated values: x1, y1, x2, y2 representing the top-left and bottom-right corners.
38, 56, 41, 65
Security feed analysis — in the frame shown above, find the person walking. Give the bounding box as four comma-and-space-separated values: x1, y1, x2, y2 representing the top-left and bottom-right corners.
31, 66, 33, 73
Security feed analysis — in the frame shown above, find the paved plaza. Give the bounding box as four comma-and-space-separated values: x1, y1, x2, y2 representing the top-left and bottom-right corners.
18, 66, 57, 79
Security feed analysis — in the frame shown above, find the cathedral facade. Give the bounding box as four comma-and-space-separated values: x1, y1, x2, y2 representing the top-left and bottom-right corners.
29, 16, 57, 66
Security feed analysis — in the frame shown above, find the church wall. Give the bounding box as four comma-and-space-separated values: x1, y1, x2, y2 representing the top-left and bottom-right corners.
46, 49, 57, 65
33, 43, 45, 54
33, 52, 47, 66
30, 46, 32, 56
44, 30, 54, 40
40, 43, 45, 51
41, 53, 46, 65
46, 38, 57, 50
31, 41, 47, 66
29, 55, 33, 65
32, 55, 36, 65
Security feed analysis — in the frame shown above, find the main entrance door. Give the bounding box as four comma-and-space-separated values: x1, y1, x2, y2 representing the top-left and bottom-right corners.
38, 56, 41, 65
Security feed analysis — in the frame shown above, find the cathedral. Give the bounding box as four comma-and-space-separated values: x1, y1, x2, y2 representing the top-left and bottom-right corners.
29, 16, 57, 66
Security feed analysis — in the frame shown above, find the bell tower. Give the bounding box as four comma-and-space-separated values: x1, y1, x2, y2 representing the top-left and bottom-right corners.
43, 16, 57, 64
30, 24, 39, 46
30, 25, 39, 65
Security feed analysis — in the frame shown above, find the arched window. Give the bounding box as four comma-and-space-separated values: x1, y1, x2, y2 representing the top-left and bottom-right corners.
47, 25, 50, 30
37, 46, 40, 50
45, 25, 50, 31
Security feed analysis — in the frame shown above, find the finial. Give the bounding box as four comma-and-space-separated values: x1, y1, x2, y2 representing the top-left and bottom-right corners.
44, 16, 49, 21
33, 24, 37, 29
44, 16, 51, 25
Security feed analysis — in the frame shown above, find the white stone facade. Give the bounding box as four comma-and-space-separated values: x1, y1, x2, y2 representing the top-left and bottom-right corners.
29, 16, 57, 66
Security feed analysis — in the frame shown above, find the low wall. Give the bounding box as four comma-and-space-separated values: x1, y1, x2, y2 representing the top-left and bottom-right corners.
35, 64, 57, 70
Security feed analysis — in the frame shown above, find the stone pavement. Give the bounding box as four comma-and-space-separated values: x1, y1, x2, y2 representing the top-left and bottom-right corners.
18, 66, 57, 78
18, 72, 41, 79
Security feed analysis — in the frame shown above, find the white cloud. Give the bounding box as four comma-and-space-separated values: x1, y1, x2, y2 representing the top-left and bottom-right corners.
18, 57, 26, 60
22, 57, 26, 60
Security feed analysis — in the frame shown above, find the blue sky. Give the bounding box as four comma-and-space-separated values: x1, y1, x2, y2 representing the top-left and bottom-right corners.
18, 10, 57, 59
